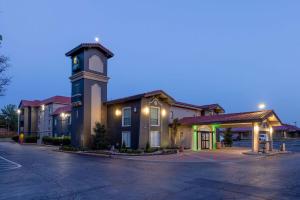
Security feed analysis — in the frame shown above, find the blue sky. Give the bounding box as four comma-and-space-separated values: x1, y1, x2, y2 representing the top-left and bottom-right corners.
0, 0, 299, 125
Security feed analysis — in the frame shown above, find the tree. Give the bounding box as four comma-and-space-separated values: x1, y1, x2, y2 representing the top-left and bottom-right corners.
92, 122, 109, 149
0, 104, 18, 131
0, 38, 10, 96
223, 128, 233, 147
170, 118, 180, 147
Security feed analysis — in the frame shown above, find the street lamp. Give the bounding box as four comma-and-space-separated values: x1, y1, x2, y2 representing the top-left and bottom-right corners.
258, 103, 266, 110
17, 109, 21, 135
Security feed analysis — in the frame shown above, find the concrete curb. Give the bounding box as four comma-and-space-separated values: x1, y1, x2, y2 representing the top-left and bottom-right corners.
242, 151, 292, 156
53, 149, 112, 158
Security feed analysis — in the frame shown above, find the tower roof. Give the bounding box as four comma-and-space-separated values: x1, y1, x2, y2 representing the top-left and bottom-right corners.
65, 43, 114, 58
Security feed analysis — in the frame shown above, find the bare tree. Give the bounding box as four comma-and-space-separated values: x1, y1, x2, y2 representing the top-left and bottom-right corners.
0, 36, 10, 96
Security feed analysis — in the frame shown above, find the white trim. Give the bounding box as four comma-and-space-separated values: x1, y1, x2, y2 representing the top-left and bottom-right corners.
122, 107, 131, 127
150, 106, 160, 127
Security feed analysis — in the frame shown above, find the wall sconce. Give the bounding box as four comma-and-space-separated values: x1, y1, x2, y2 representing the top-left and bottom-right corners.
161, 109, 166, 117
115, 109, 121, 116
60, 112, 66, 119
143, 106, 149, 115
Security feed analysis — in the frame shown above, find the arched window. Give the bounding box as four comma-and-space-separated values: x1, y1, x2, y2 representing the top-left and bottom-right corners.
88, 55, 103, 73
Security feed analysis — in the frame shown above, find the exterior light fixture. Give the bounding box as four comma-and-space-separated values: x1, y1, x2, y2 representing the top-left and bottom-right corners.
258, 103, 266, 110
143, 106, 150, 115
115, 109, 121, 116
269, 127, 273, 134
161, 109, 166, 117
41, 104, 45, 111
17, 109, 21, 114
94, 37, 100, 43
60, 112, 65, 118
254, 125, 259, 132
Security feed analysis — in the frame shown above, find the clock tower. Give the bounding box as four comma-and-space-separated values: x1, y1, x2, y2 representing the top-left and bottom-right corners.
66, 43, 114, 148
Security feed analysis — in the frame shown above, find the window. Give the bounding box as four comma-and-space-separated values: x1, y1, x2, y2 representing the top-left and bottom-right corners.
150, 107, 160, 126
122, 131, 131, 147
68, 116, 72, 125
150, 131, 160, 147
170, 111, 174, 119
54, 119, 57, 126
48, 106, 52, 114
122, 107, 131, 127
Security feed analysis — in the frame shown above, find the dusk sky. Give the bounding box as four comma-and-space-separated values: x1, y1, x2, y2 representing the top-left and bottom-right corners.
0, 0, 299, 125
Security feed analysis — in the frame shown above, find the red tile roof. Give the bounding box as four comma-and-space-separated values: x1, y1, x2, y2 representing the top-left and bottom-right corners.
65, 43, 114, 58
19, 96, 71, 108
179, 110, 281, 125
52, 105, 72, 116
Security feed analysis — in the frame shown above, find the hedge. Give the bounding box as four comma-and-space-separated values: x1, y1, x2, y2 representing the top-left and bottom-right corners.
42, 136, 71, 146
11, 135, 38, 143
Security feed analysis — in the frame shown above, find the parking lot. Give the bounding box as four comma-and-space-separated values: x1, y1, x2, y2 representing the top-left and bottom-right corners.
1, 141, 300, 199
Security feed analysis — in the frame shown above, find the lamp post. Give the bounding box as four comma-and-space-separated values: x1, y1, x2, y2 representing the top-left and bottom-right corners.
17, 109, 21, 135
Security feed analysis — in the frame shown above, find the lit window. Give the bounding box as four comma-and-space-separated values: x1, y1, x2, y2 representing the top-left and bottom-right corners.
122, 131, 131, 147
122, 107, 131, 127
150, 107, 160, 126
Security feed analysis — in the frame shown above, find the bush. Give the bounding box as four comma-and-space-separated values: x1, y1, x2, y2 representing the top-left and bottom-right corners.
92, 123, 109, 150
11, 135, 19, 142
42, 136, 71, 146
59, 145, 79, 151
24, 135, 38, 143
224, 128, 233, 147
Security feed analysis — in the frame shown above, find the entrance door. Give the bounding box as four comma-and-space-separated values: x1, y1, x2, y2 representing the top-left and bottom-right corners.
150, 131, 160, 147
201, 132, 210, 149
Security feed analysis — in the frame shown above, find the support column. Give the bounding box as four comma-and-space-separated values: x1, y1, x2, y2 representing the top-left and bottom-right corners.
212, 126, 217, 150
269, 126, 273, 151
252, 123, 259, 153
192, 125, 198, 151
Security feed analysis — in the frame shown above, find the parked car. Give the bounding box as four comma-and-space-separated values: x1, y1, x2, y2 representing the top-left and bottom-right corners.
259, 134, 269, 142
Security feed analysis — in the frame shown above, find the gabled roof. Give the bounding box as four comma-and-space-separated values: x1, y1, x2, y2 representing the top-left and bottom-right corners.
179, 110, 282, 126
173, 101, 225, 112
65, 43, 114, 58
19, 96, 71, 108
105, 90, 175, 105
52, 105, 72, 116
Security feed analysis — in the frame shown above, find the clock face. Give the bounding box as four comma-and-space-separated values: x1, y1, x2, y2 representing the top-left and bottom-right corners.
72, 56, 80, 72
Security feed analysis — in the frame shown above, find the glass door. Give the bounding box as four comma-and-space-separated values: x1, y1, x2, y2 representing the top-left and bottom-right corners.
201, 132, 210, 149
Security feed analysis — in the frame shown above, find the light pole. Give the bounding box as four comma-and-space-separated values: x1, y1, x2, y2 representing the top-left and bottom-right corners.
17, 109, 21, 135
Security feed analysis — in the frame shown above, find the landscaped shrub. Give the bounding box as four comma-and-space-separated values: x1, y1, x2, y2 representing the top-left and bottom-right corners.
11, 135, 19, 142
59, 145, 79, 151
92, 123, 109, 149
24, 136, 38, 143
42, 136, 71, 146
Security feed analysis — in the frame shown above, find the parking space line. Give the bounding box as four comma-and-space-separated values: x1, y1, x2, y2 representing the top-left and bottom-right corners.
0, 155, 22, 171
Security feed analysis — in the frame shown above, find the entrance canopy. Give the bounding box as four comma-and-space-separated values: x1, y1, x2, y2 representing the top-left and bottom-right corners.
179, 110, 282, 128
179, 110, 282, 153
